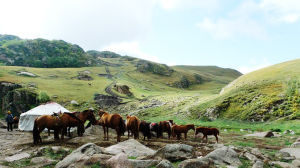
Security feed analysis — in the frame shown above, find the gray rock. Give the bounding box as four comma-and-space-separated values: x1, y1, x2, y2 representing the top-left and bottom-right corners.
252, 160, 264, 168
5, 152, 30, 162
153, 144, 194, 161
69, 154, 112, 168
55, 143, 104, 168
244, 131, 274, 138
205, 146, 242, 167
280, 148, 300, 159
271, 161, 294, 168
70, 100, 79, 106
106, 153, 132, 168
297, 137, 300, 142
17, 71, 36, 77
244, 152, 259, 163
30, 157, 55, 165
178, 157, 213, 168
291, 142, 300, 148
85, 125, 102, 135
105, 139, 156, 157
156, 159, 174, 168
292, 159, 300, 168
129, 159, 159, 168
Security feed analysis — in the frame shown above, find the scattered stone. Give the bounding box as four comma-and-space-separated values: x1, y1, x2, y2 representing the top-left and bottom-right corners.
252, 160, 264, 168
156, 159, 174, 168
5, 152, 30, 162
205, 146, 242, 167
105, 139, 156, 157
271, 161, 293, 168
106, 153, 132, 168
244, 131, 274, 138
28, 82, 37, 88
52, 95, 58, 98
70, 100, 79, 106
244, 152, 259, 163
284, 130, 295, 135
129, 159, 159, 168
153, 144, 194, 161
30, 157, 55, 166
55, 143, 105, 168
279, 148, 300, 159
178, 157, 213, 168
291, 142, 300, 148
17, 71, 36, 77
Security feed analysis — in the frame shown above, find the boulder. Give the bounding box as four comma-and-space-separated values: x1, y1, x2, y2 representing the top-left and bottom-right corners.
244, 131, 274, 138
271, 161, 293, 168
178, 157, 213, 168
156, 159, 174, 168
291, 142, 300, 148
85, 125, 102, 136
30, 157, 55, 166
153, 144, 194, 162
276, 151, 295, 161
279, 148, 300, 159
244, 152, 259, 163
292, 159, 300, 168
252, 160, 264, 168
205, 146, 242, 167
106, 153, 132, 168
129, 159, 159, 168
55, 143, 105, 168
105, 139, 156, 157
68, 154, 112, 168
5, 152, 30, 162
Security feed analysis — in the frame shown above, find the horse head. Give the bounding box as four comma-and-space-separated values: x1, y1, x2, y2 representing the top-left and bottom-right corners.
98, 109, 107, 118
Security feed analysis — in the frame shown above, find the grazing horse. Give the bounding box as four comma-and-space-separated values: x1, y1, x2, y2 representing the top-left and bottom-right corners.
139, 120, 151, 140
126, 115, 140, 139
158, 120, 174, 139
98, 109, 126, 142
13, 116, 19, 128
32, 113, 83, 144
195, 127, 219, 143
171, 124, 195, 140
67, 109, 96, 137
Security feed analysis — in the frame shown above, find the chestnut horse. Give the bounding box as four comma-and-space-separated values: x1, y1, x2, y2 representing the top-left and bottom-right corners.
33, 113, 83, 144
126, 115, 140, 139
158, 120, 174, 139
98, 109, 126, 142
195, 127, 219, 143
139, 120, 152, 140
67, 109, 96, 137
171, 124, 195, 140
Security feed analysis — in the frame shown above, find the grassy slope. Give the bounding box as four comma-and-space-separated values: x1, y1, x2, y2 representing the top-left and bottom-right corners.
190, 59, 300, 121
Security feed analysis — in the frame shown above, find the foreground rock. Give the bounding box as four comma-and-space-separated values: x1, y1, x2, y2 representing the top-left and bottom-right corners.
5, 152, 30, 162
279, 148, 300, 159
129, 159, 159, 168
30, 157, 56, 166
152, 144, 194, 161
55, 143, 105, 168
244, 131, 274, 138
205, 146, 242, 167
106, 153, 132, 168
178, 157, 213, 168
156, 159, 174, 168
105, 139, 156, 157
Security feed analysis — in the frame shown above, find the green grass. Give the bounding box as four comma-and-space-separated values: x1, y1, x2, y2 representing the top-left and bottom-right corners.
238, 157, 252, 168
2, 158, 32, 168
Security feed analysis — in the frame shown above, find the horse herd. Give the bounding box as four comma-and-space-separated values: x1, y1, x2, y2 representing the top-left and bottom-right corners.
32, 109, 220, 144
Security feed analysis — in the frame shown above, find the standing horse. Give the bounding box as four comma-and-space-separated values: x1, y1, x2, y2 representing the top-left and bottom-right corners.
126, 115, 140, 139
158, 120, 174, 139
171, 124, 195, 140
139, 120, 151, 140
98, 109, 126, 142
13, 116, 19, 128
195, 127, 219, 143
67, 109, 96, 137
60, 113, 85, 138
150, 122, 160, 138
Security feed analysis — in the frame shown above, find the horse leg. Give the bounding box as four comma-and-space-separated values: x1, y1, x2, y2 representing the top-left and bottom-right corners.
215, 134, 218, 143
68, 127, 71, 137
106, 127, 109, 141
102, 126, 106, 140
116, 127, 121, 142
184, 133, 187, 140
48, 129, 50, 136
128, 129, 130, 139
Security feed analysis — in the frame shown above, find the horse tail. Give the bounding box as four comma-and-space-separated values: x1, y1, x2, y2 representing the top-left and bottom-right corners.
119, 117, 126, 135
216, 128, 220, 135
33, 118, 39, 144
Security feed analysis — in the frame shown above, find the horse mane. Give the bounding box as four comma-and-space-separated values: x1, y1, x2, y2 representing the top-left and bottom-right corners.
64, 113, 82, 123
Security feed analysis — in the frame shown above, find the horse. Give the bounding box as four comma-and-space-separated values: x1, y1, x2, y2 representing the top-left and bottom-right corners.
32, 113, 84, 144
60, 112, 85, 138
158, 120, 174, 139
195, 127, 219, 143
150, 122, 160, 138
139, 120, 151, 140
13, 116, 19, 128
98, 109, 126, 142
67, 109, 96, 137
126, 115, 140, 139
171, 124, 195, 140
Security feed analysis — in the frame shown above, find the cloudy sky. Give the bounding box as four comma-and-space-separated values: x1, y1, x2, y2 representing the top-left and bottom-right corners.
0, 0, 299, 74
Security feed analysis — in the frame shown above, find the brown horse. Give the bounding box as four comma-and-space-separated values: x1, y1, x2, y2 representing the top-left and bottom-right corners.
126, 115, 140, 139
33, 113, 84, 144
158, 120, 174, 139
13, 116, 19, 128
98, 109, 126, 142
139, 120, 151, 140
171, 124, 195, 140
195, 127, 219, 143
67, 109, 96, 137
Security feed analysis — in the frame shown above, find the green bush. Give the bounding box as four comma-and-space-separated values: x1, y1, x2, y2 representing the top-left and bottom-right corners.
38, 91, 50, 103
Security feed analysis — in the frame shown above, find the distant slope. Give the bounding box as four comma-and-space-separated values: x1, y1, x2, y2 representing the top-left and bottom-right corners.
190, 59, 300, 121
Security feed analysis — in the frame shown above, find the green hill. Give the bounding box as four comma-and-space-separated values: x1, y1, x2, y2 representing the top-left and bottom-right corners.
190, 59, 300, 121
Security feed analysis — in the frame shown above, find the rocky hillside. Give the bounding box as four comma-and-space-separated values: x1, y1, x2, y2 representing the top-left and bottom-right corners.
190, 59, 300, 121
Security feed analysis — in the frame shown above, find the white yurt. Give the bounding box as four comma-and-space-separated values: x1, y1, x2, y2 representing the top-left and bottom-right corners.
19, 102, 69, 131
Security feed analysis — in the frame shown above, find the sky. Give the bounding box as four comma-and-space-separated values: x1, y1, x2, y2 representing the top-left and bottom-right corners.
0, 0, 300, 74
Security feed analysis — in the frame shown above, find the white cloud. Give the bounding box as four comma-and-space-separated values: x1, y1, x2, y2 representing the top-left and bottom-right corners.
237, 58, 271, 74
101, 41, 159, 62
157, 0, 219, 11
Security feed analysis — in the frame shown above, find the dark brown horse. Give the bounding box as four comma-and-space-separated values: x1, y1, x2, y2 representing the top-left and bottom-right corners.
98, 109, 126, 142
33, 113, 83, 144
126, 115, 140, 139
158, 120, 174, 139
171, 124, 195, 140
139, 120, 151, 140
195, 127, 219, 143
150, 122, 160, 138
67, 109, 96, 137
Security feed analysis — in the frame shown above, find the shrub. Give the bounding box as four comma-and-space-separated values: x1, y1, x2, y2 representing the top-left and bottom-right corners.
38, 91, 50, 103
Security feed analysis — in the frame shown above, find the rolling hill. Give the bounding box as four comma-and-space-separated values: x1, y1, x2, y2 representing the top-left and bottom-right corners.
190, 59, 300, 121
